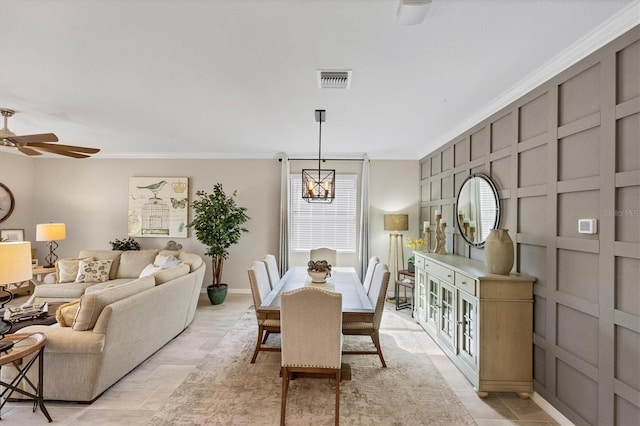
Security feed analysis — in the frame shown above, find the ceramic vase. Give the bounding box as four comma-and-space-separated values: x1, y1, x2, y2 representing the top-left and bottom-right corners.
484, 229, 514, 275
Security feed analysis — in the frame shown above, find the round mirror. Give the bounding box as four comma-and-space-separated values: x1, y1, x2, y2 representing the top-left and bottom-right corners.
456, 174, 501, 247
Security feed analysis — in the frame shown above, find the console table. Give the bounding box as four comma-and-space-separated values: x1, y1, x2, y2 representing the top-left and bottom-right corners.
413, 252, 535, 398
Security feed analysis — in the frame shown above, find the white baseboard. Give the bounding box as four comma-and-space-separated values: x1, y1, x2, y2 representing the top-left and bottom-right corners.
532, 392, 575, 426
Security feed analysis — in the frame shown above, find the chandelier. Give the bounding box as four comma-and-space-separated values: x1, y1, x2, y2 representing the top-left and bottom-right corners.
302, 109, 335, 203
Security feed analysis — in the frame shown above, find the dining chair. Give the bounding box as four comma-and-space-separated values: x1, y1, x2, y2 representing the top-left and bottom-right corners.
362, 255, 380, 294
248, 260, 280, 363
310, 247, 337, 266
263, 254, 280, 289
280, 287, 343, 426
342, 263, 390, 367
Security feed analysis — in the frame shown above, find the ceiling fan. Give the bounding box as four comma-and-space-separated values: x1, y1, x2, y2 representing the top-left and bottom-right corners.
0, 108, 100, 159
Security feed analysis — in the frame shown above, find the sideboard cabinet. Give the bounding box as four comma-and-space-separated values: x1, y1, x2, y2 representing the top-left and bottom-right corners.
413, 252, 535, 398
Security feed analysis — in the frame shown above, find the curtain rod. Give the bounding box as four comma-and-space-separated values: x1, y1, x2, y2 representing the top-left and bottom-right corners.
279, 158, 365, 162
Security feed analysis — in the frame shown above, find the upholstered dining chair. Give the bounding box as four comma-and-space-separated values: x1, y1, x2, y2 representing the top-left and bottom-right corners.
248, 260, 280, 363
310, 247, 337, 266
342, 263, 390, 367
263, 254, 280, 289
280, 287, 343, 426
362, 255, 380, 294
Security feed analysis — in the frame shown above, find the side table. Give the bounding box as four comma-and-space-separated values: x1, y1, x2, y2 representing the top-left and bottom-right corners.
395, 269, 415, 314
0, 332, 51, 422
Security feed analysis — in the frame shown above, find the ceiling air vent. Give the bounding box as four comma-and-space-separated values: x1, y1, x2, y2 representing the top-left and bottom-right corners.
317, 70, 352, 89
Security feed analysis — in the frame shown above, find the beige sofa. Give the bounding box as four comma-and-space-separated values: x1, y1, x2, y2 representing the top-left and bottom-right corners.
2, 249, 205, 402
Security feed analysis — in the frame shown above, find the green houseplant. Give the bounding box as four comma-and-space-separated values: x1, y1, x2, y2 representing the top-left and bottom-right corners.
109, 237, 141, 251
188, 183, 250, 305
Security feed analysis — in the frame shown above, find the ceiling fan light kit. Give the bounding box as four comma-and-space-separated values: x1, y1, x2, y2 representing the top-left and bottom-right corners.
396, 0, 432, 26
302, 109, 336, 203
0, 108, 100, 159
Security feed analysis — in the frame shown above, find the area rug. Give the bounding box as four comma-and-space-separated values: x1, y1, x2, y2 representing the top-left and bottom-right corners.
150, 306, 475, 425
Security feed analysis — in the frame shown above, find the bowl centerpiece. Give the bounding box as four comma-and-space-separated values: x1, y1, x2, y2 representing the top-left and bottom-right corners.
307, 260, 332, 284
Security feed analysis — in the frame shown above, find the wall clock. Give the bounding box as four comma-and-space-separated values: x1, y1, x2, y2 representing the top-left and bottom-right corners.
0, 183, 15, 223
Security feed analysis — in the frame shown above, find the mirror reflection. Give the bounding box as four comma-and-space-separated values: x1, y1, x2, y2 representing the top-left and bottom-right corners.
456, 174, 500, 247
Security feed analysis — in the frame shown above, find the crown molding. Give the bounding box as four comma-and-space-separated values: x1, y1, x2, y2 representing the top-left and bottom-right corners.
423, 2, 640, 159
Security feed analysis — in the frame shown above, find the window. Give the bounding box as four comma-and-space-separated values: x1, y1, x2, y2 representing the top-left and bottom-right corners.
289, 174, 357, 251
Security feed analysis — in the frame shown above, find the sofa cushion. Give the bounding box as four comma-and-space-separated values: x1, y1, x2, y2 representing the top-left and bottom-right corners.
117, 250, 159, 278
73, 276, 155, 331
32, 281, 98, 300
178, 252, 204, 272
154, 263, 190, 285
79, 250, 122, 280
55, 300, 80, 327
56, 257, 93, 283
76, 259, 113, 283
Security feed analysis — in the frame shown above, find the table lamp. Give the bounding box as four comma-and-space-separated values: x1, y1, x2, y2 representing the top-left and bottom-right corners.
0, 241, 33, 351
384, 214, 409, 281
36, 223, 66, 268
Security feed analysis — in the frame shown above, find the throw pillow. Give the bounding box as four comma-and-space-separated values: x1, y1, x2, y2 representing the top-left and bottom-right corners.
55, 299, 80, 327
76, 259, 113, 283
78, 250, 122, 280
160, 255, 182, 269
56, 257, 93, 283
139, 263, 163, 278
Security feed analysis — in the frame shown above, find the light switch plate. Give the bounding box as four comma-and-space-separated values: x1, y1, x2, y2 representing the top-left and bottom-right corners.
578, 219, 597, 234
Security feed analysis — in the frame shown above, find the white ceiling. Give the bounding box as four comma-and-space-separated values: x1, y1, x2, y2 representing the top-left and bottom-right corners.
0, 0, 638, 160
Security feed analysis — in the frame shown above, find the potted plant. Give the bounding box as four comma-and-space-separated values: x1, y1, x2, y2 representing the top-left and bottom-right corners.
407, 256, 415, 273
188, 183, 250, 305
109, 237, 141, 251
405, 237, 424, 273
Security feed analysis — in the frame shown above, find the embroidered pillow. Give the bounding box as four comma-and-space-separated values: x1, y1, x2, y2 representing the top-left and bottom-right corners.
55, 299, 80, 327
76, 259, 113, 283
56, 257, 93, 283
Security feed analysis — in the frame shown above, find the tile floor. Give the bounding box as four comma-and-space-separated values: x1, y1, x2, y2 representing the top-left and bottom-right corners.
0, 293, 564, 425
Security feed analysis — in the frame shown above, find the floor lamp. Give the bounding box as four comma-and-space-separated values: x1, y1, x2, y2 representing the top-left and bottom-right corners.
0, 241, 33, 351
384, 214, 409, 282
36, 223, 66, 268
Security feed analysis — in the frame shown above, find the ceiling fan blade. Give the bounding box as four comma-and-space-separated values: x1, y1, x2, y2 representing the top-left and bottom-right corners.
8, 133, 59, 144
25, 144, 91, 159
18, 146, 43, 156
28, 142, 100, 154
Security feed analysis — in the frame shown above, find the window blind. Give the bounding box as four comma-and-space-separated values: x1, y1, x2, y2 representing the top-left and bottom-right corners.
289, 174, 357, 251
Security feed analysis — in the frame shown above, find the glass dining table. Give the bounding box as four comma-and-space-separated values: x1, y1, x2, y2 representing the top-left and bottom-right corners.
257, 266, 374, 323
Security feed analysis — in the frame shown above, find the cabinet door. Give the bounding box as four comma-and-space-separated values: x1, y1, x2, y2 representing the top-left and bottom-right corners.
415, 268, 427, 328
425, 274, 439, 336
438, 281, 456, 351
457, 290, 478, 369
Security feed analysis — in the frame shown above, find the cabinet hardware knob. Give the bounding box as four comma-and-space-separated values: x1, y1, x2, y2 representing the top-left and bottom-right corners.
457, 321, 463, 325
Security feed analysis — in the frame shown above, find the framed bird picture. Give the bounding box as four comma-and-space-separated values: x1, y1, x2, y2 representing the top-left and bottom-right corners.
128, 177, 189, 238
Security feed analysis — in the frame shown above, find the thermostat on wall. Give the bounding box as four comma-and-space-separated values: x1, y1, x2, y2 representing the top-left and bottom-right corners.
578, 219, 597, 234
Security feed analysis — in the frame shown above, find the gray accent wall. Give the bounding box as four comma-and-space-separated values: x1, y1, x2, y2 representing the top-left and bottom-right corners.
420, 26, 639, 425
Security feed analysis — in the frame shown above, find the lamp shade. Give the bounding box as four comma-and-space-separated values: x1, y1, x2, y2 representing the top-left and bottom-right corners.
36, 223, 66, 241
384, 214, 409, 232
0, 241, 33, 284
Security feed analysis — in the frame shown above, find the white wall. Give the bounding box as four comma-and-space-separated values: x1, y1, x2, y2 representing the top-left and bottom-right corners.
1, 153, 419, 292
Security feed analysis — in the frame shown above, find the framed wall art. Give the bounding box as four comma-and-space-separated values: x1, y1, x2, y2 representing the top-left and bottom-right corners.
0, 183, 15, 223
128, 177, 189, 238
0, 229, 24, 242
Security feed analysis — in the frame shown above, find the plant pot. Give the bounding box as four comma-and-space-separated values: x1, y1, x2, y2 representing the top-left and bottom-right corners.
408, 263, 415, 273
307, 270, 328, 283
484, 229, 514, 275
206, 284, 228, 305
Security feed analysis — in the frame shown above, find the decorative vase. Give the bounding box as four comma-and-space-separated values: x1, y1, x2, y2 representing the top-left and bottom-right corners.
308, 270, 328, 283
484, 229, 514, 275
207, 284, 228, 305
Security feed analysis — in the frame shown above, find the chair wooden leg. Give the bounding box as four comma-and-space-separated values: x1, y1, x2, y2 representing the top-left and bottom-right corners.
251, 324, 264, 363
262, 330, 271, 344
335, 369, 341, 426
371, 331, 387, 368
281, 367, 290, 426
